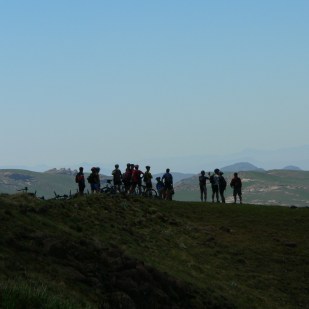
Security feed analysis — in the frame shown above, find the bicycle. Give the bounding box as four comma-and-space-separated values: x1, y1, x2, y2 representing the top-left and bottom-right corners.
100, 180, 126, 195
52, 191, 72, 200
134, 184, 158, 198
17, 187, 45, 200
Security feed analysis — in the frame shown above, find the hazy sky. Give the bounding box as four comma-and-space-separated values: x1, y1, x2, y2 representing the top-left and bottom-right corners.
1, 1, 308, 172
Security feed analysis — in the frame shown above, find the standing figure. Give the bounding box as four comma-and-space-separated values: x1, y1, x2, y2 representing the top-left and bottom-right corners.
143, 166, 153, 190
210, 169, 220, 202
162, 168, 173, 200
87, 167, 101, 193
218, 171, 227, 203
230, 172, 242, 204
130, 165, 144, 194
198, 170, 209, 202
155, 177, 165, 199
75, 167, 85, 195
122, 163, 132, 193
112, 164, 122, 192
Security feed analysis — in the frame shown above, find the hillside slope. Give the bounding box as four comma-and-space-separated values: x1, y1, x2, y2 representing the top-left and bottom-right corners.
0, 194, 308, 308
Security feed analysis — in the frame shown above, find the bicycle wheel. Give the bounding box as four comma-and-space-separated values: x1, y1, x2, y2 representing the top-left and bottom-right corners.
100, 186, 110, 194
144, 188, 157, 198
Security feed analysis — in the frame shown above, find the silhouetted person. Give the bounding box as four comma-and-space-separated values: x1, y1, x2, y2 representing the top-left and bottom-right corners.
162, 168, 173, 200
75, 167, 85, 195
130, 165, 144, 194
112, 164, 122, 192
122, 163, 132, 193
199, 170, 209, 202
87, 167, 100, 193
218, 171, 227, 203
230, 172, 242, 204
210, 169, 220, 202
143, 166, 153, 189
156, 177, 165, 199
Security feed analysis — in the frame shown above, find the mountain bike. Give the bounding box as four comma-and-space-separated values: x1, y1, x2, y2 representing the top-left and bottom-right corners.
134, 185, 158, 198
100, 179, 126, 195
52, 191, 72, 200
17, 187, 45, 200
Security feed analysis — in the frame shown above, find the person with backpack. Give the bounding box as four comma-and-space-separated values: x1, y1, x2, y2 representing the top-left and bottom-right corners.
75, 167, 85, 195
230, 172, 242, 204
130, 165, 144, 194
199, 170, 209, 202
122, 163, 132, 193
210, 168, 220, 203
112, 164, 122, 192
162, 168, 173, 200
143, 166, 153, 189
218, 171, 227, 203
87, 167, 100, 193
155, 177, 165, 199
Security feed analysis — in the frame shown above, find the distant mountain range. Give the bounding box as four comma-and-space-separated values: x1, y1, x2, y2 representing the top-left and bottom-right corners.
282, 165, 302, 171
1, 145, 308, 173
219, 162, 265, 173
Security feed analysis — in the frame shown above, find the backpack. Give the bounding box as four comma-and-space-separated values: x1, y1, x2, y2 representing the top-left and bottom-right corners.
163, 173, 172, 184
75, 173, 84, 183
144, 171, 152, 182
87, 173, 94, 184
112, 169, 122, 181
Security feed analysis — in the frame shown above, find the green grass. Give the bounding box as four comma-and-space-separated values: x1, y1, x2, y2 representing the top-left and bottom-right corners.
0, 193, 308, 308
0, 278, 93, 309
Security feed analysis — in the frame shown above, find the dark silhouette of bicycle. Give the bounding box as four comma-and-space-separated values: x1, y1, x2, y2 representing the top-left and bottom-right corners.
134, 185, 158, 198
17, 187, 45, 200
100, 179, 126, 195
52, 191, 72, 200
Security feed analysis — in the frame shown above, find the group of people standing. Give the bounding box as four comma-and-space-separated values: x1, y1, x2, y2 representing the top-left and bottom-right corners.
199, 169, 242, 203
75, 165, 242, 204
75, 164, 175, 200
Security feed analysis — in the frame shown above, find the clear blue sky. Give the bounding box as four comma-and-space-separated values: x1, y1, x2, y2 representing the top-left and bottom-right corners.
1, 1, 308, 172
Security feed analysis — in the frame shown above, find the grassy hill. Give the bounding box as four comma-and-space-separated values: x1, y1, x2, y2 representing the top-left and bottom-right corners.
0, 193, 308, 308
174, 170, 309, 206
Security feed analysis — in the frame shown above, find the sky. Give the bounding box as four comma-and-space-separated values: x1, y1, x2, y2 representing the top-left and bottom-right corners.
1, 0, 308, 173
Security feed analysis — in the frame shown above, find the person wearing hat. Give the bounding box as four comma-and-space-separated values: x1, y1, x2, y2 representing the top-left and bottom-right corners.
75, 167, 85, 195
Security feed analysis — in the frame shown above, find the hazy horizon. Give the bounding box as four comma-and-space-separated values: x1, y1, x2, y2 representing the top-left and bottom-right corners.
1, 144, 309, 174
